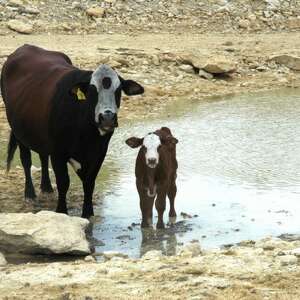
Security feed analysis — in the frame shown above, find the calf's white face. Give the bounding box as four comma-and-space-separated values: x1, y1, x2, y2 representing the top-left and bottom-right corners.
143, 133, 161, 168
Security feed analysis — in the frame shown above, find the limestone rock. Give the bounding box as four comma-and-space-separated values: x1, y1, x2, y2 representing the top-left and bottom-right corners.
0, 211, 91, 255
179, 64, 195, 74
255, 237, 290, 251
7, 0, 24, 7
142, 250, 163, 260
86, 7, 105, 18
179, 242, 202, 257
270, 54, 300, 71
0, 252, 7, 266
102, 251, 128, 260
199, 69, 214, 80
279, 255, 298, 266
203, 56, 236, 74
7, 20, 33, 34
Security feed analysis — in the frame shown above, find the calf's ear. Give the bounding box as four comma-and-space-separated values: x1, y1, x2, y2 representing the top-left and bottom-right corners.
125, 137, 143, 148
163, 135, 178, 145
119, 76, 144, 96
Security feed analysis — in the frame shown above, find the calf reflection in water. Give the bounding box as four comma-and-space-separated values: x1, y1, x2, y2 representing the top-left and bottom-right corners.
140, 228, 177, 257
126, 127, 178, 229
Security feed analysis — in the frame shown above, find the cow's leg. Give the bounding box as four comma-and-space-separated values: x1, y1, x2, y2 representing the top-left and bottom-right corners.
50, 155, 69, 214
81, 179, 95, 219
18, 143, 36, 201
168, 181, 177, 218
155, 186, 167, 229
39, 154, 53, 193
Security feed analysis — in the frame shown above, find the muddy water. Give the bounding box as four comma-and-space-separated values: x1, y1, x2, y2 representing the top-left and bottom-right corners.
1, 88, 300, 259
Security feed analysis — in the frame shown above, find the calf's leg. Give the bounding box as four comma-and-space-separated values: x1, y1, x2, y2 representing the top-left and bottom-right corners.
168, 181, 177, 218
137, 180, 151, 228
18, 143, 36, 201
155, 187, 167, 229
51, 155, 69, 214
39, 154, 53, 193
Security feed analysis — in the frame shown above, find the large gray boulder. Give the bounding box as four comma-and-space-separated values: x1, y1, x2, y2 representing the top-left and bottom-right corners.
0, 211, 91, 255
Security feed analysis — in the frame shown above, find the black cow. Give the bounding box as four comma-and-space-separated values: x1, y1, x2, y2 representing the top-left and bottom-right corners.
0, 44, 144, 218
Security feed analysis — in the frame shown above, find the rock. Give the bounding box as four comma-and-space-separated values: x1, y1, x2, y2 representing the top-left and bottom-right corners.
86, 7, 105, 18
279, 255, 298, 266
0, 211, 91, 255
270, 54, 300, 71
23, 7, 40, 15
84, 255, 96, 262
0, 252, 7, 266
287, 18, 300, 30
102, 251, 128, 260
142, 250, 163, 260
203, 56, 236, 74
199, 69, 213, 80
255, 237, 290, 251
7, 0, 24, 7
7, 20, 33, 34
179, 64, 195, 74
283, 248, 300, 257
238, 19, 250, 29
179, 243, 202, 257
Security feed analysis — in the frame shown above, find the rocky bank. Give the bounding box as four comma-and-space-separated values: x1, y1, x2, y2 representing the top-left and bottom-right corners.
1, 237, 300, 299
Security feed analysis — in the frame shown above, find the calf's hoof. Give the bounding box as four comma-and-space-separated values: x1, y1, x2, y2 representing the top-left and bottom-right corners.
141, 220, 150, 228
169, 210, 177, 218
156, 221, 165, 229
168, 216, 177, 226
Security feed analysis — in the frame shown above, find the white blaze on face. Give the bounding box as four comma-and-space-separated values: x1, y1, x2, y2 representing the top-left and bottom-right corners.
143, 133, 161, 168
90, 64, 121, 123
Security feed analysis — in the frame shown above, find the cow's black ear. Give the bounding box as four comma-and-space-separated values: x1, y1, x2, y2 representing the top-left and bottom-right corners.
119, 76, 144, 96
125, 137, 143, 148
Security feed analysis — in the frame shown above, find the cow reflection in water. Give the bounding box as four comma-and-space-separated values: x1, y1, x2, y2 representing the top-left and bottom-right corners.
140, 227, 177, 257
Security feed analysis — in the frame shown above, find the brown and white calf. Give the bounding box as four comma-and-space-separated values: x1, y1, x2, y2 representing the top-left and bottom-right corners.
126, 127, 178, 229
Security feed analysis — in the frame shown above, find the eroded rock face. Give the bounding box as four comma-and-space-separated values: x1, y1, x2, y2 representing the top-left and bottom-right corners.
0, 211, 91, 255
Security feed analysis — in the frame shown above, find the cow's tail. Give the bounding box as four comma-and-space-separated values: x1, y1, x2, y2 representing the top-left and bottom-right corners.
6, 131, 17, 173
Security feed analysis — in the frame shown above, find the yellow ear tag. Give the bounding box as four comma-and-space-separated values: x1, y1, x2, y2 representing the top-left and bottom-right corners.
76, 88, 86, 101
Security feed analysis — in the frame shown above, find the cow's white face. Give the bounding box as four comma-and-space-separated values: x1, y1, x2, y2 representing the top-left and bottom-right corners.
143, 133, 161, 168
90, 64, 121, 135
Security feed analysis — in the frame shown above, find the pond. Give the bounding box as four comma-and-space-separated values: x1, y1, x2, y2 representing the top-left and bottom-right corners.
1, 88, 300, 259
90, 88, 300, 257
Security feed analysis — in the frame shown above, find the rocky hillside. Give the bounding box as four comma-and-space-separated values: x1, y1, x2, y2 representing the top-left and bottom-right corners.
0, 0, 299, 35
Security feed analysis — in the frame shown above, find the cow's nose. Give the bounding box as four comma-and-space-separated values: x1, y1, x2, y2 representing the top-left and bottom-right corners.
99, 111, 117, 127
147, 158, 157, 165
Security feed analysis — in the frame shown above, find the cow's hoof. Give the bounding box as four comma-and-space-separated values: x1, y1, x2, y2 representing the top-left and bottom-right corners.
41, 186, 54, 194
81, 212, 94, 219
156, 221, 165, 229
24, 197, 37, 204
56, 207, 68, 214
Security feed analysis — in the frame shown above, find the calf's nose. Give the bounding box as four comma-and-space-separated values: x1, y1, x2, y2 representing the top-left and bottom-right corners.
147, 158, 157, 165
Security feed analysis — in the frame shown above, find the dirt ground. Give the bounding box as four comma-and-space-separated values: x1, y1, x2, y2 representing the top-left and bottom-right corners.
1, 29, 300, 299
